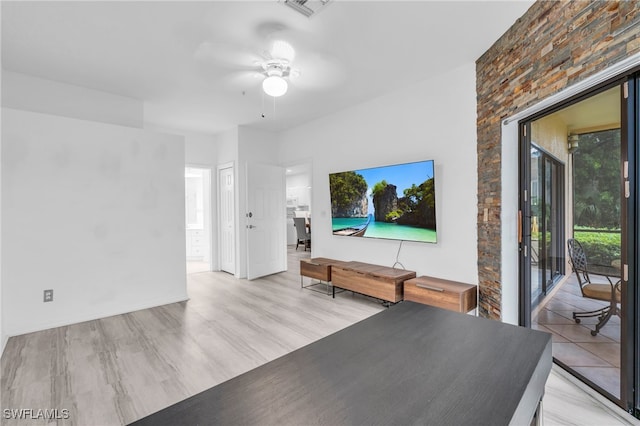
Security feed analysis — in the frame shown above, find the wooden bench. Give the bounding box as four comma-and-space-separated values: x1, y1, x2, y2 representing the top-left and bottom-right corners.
331, 261, 416, 304
299, 258, 351, 294
300, 258, 416, 303
404, 275, 477, 313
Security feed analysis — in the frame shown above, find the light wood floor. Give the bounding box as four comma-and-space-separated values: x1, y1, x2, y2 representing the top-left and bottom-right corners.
1, 248, 638, 425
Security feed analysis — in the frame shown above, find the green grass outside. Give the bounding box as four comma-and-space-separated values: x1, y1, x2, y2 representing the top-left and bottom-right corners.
572, 229, 621, 266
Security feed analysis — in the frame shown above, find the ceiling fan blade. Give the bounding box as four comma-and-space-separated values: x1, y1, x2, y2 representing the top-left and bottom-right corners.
290, 52, 345, 90
266, 39, 296, 62
216, 70, 264, 92
263, 26, 318, 60
194, 40, 264, 70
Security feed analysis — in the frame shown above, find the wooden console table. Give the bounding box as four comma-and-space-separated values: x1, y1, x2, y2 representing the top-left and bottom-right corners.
299, 258, 351, 295
331, 261, 416, 303
131, 302, 552, 426
404, 275, 477, 313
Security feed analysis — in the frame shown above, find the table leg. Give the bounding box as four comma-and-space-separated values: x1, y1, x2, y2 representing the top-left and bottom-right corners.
532, 398, 543, 426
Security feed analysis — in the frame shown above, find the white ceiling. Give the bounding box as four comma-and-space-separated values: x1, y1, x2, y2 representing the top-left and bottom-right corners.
552, 86, 621, 134
1, 1, 534, 135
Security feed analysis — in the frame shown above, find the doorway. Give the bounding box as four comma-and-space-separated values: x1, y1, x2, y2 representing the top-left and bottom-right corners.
519, 80, 637, 413
185, 167, 212, 274
285, 163, 312, 248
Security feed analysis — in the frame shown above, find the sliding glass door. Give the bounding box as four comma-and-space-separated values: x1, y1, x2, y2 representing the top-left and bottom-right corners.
530, 146, 564, 308
623, 75, 638, 418
520, 78, 638, 416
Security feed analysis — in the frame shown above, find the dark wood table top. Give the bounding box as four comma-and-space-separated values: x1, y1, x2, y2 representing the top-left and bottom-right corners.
131, 302, 552, 426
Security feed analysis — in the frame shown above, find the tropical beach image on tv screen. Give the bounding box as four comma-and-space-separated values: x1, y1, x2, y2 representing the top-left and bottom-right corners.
329, 160, 437, 243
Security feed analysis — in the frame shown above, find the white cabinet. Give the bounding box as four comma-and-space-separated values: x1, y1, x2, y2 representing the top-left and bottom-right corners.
186, 228, 205, 259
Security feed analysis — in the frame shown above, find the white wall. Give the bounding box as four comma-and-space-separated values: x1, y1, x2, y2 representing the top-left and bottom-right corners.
147, 125, 219, 270
216, 127, 239, 166
1, 108, 188, 337
0, 106, 3, 353
2, 71, 143, 128
287, 173, 312, 208
184, 133, 217, 166
278, 63, 478, 285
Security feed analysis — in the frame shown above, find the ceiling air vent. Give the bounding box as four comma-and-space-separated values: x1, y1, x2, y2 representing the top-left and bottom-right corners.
282, 0, 332, 18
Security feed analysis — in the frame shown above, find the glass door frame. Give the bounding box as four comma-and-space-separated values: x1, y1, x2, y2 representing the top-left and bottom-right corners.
530, 145, 565, 307
518, 76, 638, 415
519, 131, 566, 327
519, 120, 533, 327
625, 75, 639, 418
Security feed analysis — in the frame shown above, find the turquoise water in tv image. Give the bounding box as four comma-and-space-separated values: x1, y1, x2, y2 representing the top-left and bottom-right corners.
329, 159, 437, 243
332, 216, 437, 243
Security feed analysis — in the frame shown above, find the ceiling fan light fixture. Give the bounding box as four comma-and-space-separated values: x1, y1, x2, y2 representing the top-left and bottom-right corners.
263, 75, 288, 97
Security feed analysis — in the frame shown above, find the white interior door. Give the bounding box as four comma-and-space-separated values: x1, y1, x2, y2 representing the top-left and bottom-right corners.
219, 165, 235, 274
246, 163, 286, 280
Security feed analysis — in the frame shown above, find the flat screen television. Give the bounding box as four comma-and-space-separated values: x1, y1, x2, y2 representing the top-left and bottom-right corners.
329, 160, 436, 243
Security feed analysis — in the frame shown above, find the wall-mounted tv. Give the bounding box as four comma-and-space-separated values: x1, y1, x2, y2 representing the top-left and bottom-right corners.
329, 160, 436, 243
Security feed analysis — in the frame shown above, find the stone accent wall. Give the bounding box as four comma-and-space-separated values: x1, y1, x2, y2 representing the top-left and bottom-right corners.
476, 1, 640, 320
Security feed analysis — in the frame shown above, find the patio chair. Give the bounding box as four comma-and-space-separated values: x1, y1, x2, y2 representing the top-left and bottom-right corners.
567, 238, 621, 336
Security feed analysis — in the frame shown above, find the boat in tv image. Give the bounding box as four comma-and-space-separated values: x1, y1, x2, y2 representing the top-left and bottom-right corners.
329, 160, 437, 243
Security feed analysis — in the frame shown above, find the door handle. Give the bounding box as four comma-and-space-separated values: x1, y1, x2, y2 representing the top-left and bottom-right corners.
518, 210, 522, 243
247, 225, 256, 229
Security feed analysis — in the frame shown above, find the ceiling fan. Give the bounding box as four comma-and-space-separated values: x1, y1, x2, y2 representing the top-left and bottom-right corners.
193, 24, 343, 99
257, 39, 299, 97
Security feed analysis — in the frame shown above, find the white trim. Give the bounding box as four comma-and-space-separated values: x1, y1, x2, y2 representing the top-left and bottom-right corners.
500, 52, 640, 324
217, 162, 237, 277
501, 119, 521, 325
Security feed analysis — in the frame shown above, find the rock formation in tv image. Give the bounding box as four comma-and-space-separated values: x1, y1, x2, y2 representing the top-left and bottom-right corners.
329, 171, 368, 218
371, 178, 436, 230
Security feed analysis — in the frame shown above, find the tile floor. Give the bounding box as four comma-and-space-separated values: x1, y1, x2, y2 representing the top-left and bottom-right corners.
533, 273, 621, 398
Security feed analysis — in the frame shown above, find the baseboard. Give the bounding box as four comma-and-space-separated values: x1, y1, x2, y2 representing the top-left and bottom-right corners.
1, 333, 8, 359
4, 292, 189, 339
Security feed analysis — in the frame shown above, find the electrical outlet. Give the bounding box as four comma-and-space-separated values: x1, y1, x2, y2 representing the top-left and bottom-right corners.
44, 289, 53, 302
